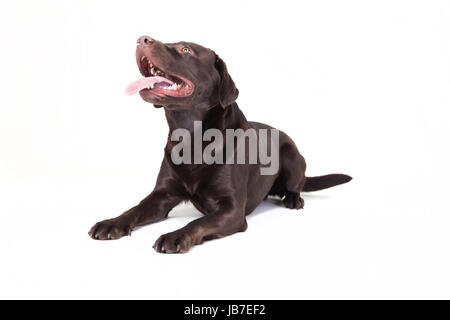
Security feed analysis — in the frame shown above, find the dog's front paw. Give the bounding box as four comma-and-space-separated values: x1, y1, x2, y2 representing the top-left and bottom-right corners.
88, 219, 131, 240
153, 231, 193, 254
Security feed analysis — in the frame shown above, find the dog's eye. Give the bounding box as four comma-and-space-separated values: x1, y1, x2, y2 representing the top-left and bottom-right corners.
181, 47, 192, 54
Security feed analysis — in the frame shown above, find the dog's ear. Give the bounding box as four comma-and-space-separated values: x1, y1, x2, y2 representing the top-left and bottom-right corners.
215, 55, 239, 108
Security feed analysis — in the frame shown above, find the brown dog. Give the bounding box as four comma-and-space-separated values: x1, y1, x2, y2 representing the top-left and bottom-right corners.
88, 35, 351, 253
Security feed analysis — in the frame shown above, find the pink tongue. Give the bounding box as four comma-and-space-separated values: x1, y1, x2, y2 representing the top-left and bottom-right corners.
125, 76, 174, 96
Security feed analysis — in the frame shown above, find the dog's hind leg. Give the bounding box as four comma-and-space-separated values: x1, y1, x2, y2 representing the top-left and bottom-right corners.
278, 142, 307, 209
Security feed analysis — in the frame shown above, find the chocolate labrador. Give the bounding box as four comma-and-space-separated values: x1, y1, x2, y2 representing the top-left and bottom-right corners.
88, 35, 352, 253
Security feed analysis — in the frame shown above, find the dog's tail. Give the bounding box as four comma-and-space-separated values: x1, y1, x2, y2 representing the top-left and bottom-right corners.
302, 174, 352, 192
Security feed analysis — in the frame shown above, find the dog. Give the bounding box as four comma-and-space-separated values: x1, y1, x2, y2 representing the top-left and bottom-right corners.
88, 35, 352, 253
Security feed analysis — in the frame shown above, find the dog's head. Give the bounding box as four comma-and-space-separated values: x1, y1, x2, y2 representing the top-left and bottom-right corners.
126, 35, 238, 109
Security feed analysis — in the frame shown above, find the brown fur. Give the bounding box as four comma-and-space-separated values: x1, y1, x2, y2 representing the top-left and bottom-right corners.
88, 36, 351, 253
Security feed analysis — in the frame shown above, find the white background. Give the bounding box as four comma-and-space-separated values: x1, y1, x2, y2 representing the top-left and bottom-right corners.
1, 0, 449, 299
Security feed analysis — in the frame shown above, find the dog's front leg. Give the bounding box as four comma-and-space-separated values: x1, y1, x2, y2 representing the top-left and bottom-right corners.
153, 198, 247, 253
89, 187, 183, 240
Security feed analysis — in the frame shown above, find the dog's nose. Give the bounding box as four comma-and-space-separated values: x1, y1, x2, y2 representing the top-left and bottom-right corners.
137, 35, 154, 46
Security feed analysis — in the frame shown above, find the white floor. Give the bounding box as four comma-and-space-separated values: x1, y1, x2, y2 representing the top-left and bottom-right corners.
1, 168, 449, 299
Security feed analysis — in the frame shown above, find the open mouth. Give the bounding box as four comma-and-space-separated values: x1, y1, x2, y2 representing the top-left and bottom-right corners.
125, 55, 194, 97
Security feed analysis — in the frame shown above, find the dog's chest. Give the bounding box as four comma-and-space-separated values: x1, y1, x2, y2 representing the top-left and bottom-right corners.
171, 164, 210, 195
173, 164, 227, 200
